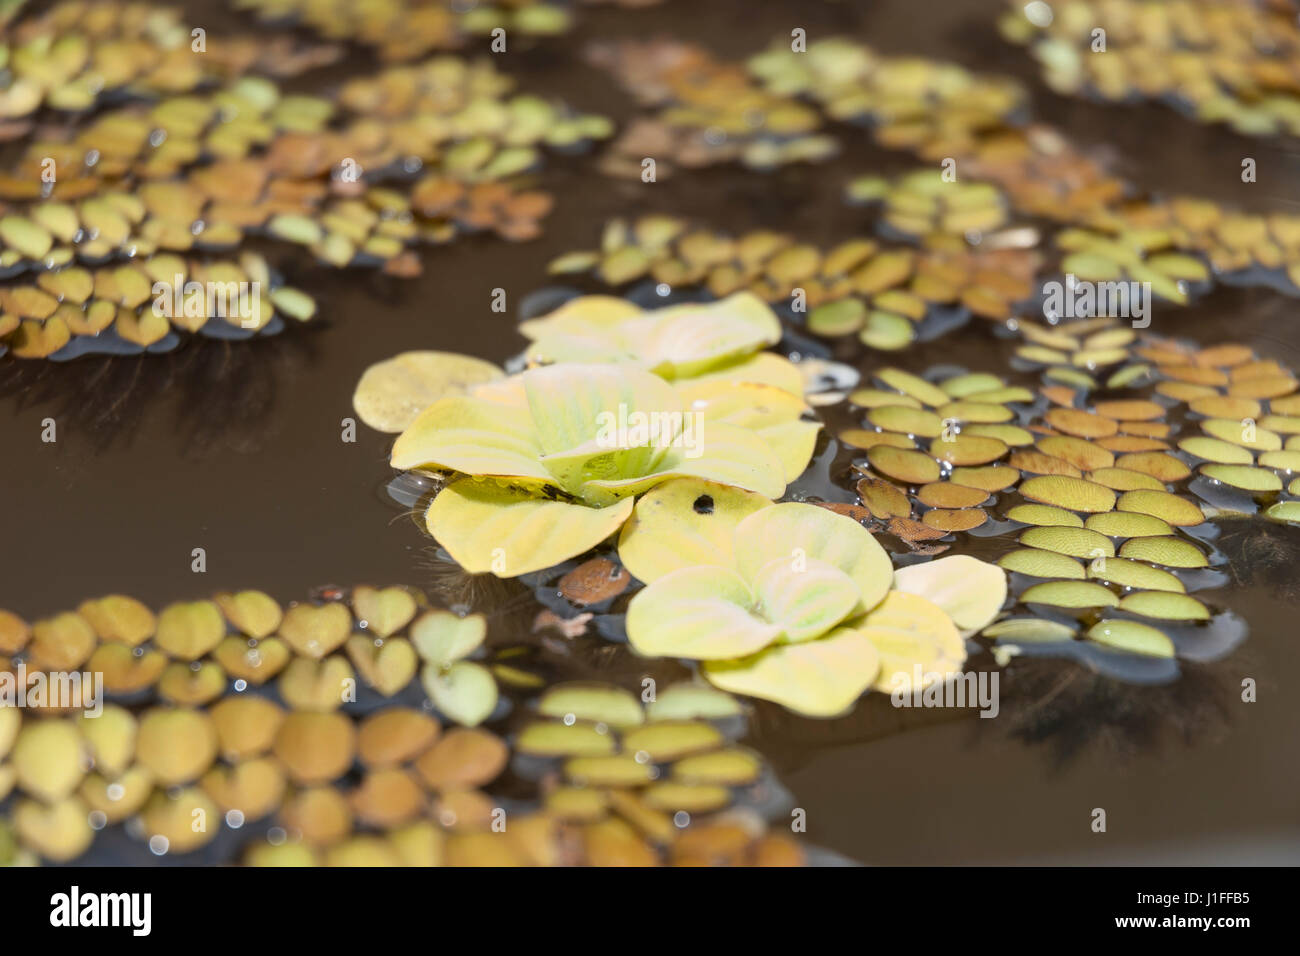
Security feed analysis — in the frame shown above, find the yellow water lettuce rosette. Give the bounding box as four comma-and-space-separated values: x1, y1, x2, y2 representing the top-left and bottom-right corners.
391, 364, 805, 577
518, 291, 805, 394
622, 490, 1006, 717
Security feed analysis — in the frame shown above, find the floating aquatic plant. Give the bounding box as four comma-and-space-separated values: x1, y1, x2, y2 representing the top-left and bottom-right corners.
1001, 0, 1300, 137
390, 363, 806, 575
621, 492, 1005, 716
0, 17, 611, 360
546, 215, 1039, 351
0, 584, 811, 866
587, 38, 838, 178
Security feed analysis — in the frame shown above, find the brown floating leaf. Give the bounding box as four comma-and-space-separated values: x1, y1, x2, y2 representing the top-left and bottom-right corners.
76, 595, 155, 646
212, 636, 291, 684
200, 759, 287, 820
210, 696, 284, 760
27, 612, 96, 671
867, 445, 941, 484
273, 711, 357, 785
414, 728, 508, 791
921, 508, 988, 532
558, 557, 632, 606
214, 590, 283, 639
351, 768, 425, 827
358, 709, 440, 768
1044, 407, 1119, 438
281, 787, 353, 847
857, 476, 911, 518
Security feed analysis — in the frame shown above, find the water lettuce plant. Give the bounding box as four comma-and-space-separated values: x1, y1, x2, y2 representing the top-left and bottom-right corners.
392, 363, 811, 576
623, 492, 1006, 716
517, 291, 805, 394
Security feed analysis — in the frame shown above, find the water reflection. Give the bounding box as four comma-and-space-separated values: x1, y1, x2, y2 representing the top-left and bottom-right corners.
0, 330, 318, 456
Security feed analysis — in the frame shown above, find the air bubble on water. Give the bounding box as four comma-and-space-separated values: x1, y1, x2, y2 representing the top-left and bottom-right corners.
226, 810, 245, 829
149, 835, 169, 856
107, 783, 125, 802
88, 811, 107, 830
634, 750, 650, 764
673, 811, 691, 828
234, 679, 247, 692
655, 283, 671, 297
267, 827, 287, 846
563, 713, 576, 726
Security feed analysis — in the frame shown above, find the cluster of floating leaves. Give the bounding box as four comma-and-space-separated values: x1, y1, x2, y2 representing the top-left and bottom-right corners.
547, 215, 1040, 350
0, 586, 806, 865
515, 682, 803, 863
761, 34, 1300, 293
587, 38, 839, 177
841, 304, 1300, 679
0, 251, 313, 359
747, 36, 1026, 159
845, 169, 1011, 242
0, 1, 342, 125
1001, 0, 1300, 137
0, 5, 610, 359
1068, 197, 1300, 296
232, 0, 575, 63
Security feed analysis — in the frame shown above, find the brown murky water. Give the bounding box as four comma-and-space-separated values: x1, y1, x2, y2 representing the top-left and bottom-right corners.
2, 0, 1298, 863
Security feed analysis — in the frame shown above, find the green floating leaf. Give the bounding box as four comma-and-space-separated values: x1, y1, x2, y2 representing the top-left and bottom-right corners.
1087, 558, 1184, 592
421, 661, 497, 728
410, 611, 486, 668
1021, 580, 1119, 608
1118, 591, 1211, 621
1266, 501, 1300, 523
647, 684, 743, 722
516, 721, 615, 757
983, 617, 1077, 642
998, 548, 1086, 579
1086, 620, 1175, 658
538, 683, 645, 729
